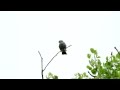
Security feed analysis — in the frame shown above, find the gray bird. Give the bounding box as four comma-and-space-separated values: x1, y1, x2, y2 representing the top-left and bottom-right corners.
59, 40, 67, 55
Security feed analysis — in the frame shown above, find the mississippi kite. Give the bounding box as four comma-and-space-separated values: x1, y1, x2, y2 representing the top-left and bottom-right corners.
59, 40, 67, 55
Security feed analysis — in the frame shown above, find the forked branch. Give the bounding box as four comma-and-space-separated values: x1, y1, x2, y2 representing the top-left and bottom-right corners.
38, 51, 44, 79
43, 45, 72, 71
38, 45, 72, 79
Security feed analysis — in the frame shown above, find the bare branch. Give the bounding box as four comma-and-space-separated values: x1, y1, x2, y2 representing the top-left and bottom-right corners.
110, 52, 113, 61
38, 51, 44, 79
111, 52, 113, 56
43, 45, 72, 71
114, 47, 120, 55
88, 71, 96, 78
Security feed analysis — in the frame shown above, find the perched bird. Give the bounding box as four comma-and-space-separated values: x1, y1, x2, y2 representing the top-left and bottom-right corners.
59, 40, 67, 55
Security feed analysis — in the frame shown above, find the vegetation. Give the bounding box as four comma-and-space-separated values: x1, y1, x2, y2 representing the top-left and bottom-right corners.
46, 47, 120, 79
46, 72, 58, 79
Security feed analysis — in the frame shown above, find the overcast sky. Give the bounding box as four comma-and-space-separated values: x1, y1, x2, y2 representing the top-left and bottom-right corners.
0, 11, 120, 79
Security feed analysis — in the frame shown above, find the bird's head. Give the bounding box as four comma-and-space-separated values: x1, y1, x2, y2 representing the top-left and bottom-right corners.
59, 40, 64, 43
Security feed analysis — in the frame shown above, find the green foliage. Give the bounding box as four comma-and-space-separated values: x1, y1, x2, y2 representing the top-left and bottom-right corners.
74, 72, 88, 79
87, 65, 92, 70
46, 48, 120, 79
90, 48, 95, 54
86, 48, 120, 79
46, 72, 58, 79
87, 54, 91, 59
116, 53, 120, 59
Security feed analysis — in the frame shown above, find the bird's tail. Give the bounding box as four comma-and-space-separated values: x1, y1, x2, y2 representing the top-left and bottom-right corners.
62, 51, 67, 55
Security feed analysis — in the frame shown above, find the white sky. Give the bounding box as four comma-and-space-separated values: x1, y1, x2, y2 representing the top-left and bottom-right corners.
0, 11, 120, 79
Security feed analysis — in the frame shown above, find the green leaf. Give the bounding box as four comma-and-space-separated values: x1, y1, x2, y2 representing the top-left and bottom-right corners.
99, 66, 104, 73
87, 54, 91, 59
83, 72, 88, 77
54, 75, 58, 79
49, 72, 53, 77
91, 68, 97, 74
106, 56, 108, 61
74, 73, 82, 79
90, 48, 95, 53
116, 53, 120, 59
87, 65, 92, 70
112, 56, 116, 60
97, 56, 101, 58
98, 59, 101, 66
94, 50, 97, 55
89, 60, 95, 67
117, 71, 120, 77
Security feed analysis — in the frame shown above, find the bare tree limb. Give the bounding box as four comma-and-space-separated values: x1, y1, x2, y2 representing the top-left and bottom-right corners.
38, 51, 44, 79
38, 45, 72, 79
111, 52, 113, 56
110, 52, 113, 61
43, 51, 60, 71
88, 71, 96, 78
114, 47, 120, 55
43, 45, 72, 71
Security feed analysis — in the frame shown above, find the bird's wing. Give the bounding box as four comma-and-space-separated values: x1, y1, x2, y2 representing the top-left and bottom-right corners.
59, 42, 66, 51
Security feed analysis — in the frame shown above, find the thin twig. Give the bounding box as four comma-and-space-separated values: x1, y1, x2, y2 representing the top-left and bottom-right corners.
114, 47, 120, 55
43, 51, 61, 71
110, 52, 113, 61
43, 45, 72, 71
111, 52, 113, 56
38, 51, 44, 79
88, 71, 96, 78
